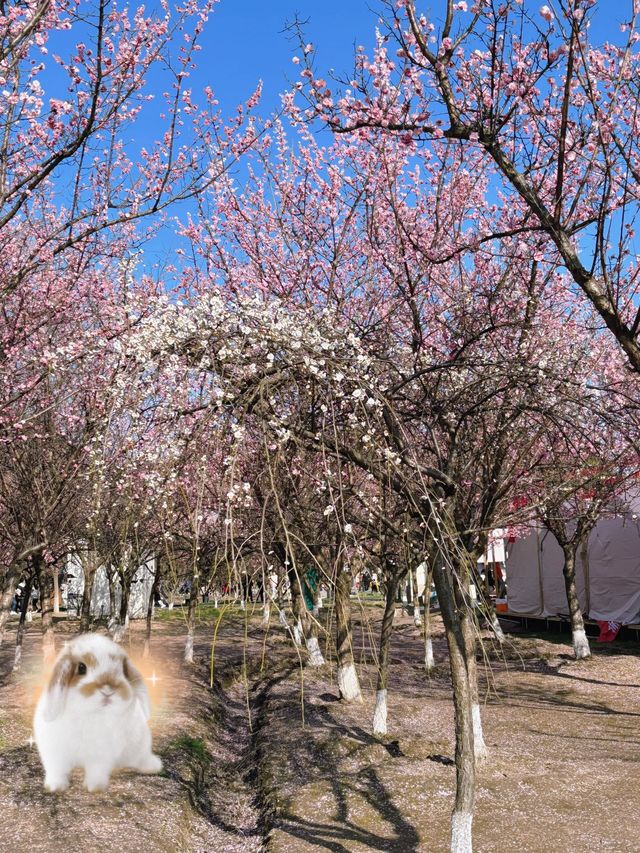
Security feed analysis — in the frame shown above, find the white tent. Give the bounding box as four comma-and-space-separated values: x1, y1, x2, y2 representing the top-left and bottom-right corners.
506, 509, 640, 625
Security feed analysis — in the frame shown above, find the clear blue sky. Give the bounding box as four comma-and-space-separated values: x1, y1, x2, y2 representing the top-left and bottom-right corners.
191, 0, 628, 115
129, 1, 382, 272
71, 0, 630, 274
191, 1, 378, 116
138, 1, 627, 251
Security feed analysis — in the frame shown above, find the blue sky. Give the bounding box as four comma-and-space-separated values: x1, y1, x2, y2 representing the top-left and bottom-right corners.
42, 1, 634, 276
124, 1, 382, 272
136, 1, 630, 269
192, 0, 629, 116
191, 1, 379, 116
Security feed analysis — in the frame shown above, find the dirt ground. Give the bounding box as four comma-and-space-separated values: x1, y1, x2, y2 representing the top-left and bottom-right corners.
1, 605, 640, 853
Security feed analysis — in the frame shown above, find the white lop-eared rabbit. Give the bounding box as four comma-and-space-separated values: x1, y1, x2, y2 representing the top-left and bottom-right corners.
33, 633, 163, 792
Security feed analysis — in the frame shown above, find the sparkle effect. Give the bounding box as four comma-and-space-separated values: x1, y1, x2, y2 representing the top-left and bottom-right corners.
146, 671, 161, 688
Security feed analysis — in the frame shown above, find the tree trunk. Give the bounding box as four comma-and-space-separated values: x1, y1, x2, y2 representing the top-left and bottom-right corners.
305, 629, 325, 666
456, 557, 488, 761
484, 595, 506, 643
562, 547, 590, 659
79, 552, 99, 633
287, 568, 302, 645
475, 572, 505, 643
335, 565, 362, 703
278, 605, 289, 629
13, 575, 33, 672
423, 574, 435, 672
107, 569, 117, 626
143, 561, 161, 659
372, 573, 398, 735
271, 551, 291, 631
288, 564, 305, 628
288, 563, 325, 665
0, 562, 22, 648
184, 562, 199, 664
53, 566, 60, 615
431, 556, 475, 853
460, 608, 487, 760
112, 570, 130, 642
412, 568, 421, 627
119, 572, 130, 625
35, 555, 56, 662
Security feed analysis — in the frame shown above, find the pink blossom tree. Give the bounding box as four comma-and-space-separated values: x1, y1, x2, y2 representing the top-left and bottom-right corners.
293, 0, 640, 375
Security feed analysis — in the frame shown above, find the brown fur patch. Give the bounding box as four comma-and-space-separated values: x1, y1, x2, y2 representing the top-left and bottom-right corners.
79, 677, 130, 701
49, 654, 75, 693
48, 651, 98, 690
64, 652, 99, 689
49, 650, 130, 700
123, 657, 144, 690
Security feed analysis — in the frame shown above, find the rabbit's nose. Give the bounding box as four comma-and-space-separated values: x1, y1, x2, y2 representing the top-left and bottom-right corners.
100, 686, 115, 696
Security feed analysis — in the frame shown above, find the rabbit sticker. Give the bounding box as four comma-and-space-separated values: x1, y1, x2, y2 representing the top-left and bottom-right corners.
33, 633, 163, 792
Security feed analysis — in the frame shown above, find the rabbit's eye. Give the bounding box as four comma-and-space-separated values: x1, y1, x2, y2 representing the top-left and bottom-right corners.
78, 662, 87, 676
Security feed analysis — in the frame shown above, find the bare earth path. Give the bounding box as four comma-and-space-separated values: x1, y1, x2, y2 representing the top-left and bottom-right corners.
258, 613, 640, 852
0, 616, 270, 853
1, 608, 640, 852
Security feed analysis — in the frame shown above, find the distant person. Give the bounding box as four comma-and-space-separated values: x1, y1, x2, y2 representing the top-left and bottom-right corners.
241, 572, 253, 602
12, 581, 26, 613
268, 570, 278, 600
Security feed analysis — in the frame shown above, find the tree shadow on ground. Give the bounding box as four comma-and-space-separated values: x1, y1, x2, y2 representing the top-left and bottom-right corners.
492, 679, 640, 719
275, 765, 422, 853
525, 727, 640, 751
309, 701, 406, 759
532, 657, 640, 690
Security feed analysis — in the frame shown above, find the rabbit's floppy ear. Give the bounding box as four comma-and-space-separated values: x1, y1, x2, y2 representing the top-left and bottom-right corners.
123, 656, 151, 719
42, 650, 75, 721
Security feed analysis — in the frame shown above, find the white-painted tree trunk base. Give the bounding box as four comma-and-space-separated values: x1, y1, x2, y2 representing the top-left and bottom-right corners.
278, 609, 289, 629
213, 597, 219, 609
490, 613, 505, 643
424, 637, 435, 671
12, 645, 22, 672
240, 599, 245, 611
372, 688, 388, 735
261, 603, 271, 628
414, 611, 422, 628
472, 702, 488, 760
573, 627, 591, 659
26, 610, 32, 623
112, 623, 125, 643
168, 602, 174, 610
337, 662, 363, 703
184, 633, 194, 663
292, 619, 303, 646
451, 810, 473, 853
306, 635, 325, 667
